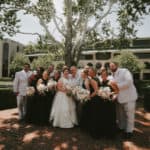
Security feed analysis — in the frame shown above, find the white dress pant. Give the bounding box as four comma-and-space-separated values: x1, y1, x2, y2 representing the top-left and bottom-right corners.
17, 95, 27, 120
116, 101, 136, 133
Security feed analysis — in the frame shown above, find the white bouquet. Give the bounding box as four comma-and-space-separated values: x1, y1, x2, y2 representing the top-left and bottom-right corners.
98, 86, 112, 100
65, 84, 74, 97
26, 86, 35, 96
37, 83, 47, 94
47, 79, 57, 90
73, 86, 90, 103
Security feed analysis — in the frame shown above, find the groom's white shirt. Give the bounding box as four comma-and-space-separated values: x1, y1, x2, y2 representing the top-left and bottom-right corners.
113, 68, 138, 103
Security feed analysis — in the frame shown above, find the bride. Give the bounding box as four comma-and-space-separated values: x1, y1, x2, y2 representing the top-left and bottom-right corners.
49, 68, 78, 128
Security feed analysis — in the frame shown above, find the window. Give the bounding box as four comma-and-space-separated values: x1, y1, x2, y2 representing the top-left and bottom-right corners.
96, 52, 111, 60
2, 43, 9, 76
80, 54, 93, 60
143, 73, 150, 80
17, 46, 20, 52
134, 53, 150, 59
144, 62, 150, 69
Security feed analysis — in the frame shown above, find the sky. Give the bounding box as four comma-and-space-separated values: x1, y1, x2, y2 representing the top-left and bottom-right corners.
6, 3, 150, 45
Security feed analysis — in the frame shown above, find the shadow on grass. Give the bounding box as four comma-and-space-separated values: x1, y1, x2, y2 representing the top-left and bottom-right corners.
0, 105, 150, 150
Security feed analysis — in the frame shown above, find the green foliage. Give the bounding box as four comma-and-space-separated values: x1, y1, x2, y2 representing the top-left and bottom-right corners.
25, 0, 54, 23
9, 53, 30, 74
56, 62, 65, 70
117, 0, 150, 44
0, 0, 29, 38
24, 44, 37, 54
1, 0, 149, 66
113, 51, 145, 73
31, 53, 55, 70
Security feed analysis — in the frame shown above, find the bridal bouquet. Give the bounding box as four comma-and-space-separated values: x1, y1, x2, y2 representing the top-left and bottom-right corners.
26, 86, 35, 96
37, 83, 47, 94
47, 79, 57, 91
73, 86, 90, 103
65, 84, 74, 97
98, 86, 113, 100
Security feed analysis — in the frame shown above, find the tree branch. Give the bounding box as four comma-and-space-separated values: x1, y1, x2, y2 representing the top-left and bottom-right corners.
87, 1, 114, 33
52, 14, 66, 37
38, 15, 63, 47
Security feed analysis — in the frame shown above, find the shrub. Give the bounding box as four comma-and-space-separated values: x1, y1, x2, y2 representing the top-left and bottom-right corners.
31, 53, 54, 70
112, 51, 145, 73
9, 53, 30, 76
0, 88, 16, 110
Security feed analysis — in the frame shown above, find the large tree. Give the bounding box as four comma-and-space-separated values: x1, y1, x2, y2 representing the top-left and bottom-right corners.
1, 0, 150, 66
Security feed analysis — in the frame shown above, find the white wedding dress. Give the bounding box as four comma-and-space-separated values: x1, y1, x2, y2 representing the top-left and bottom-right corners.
50, 77, 78, 128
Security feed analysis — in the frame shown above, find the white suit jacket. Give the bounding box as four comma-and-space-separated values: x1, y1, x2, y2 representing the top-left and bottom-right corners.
113, 68, 138, 103
13, 70, 32, 96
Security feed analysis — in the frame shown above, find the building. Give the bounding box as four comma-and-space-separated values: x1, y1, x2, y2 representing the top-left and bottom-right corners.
26, 37, 150, 80
79, 37, 150, 80
0, 39, 24, 78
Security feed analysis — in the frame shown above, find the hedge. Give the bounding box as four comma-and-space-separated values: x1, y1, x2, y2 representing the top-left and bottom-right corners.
0, 88, 17, 110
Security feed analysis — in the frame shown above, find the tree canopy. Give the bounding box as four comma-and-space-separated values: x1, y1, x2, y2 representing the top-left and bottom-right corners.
1, 0, 150, 66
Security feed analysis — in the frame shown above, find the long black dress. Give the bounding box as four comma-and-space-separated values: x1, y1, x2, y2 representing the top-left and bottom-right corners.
25, 75, 39, 123
26, 78, 55, 125
80, 77, 102, 137
34, 78, 55, 125
98, 79, 117, 138
80, 78, 117, 139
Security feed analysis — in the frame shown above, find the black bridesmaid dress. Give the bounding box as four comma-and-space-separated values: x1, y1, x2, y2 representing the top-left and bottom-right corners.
34, 78, 55, 125
80, 78, 117, 139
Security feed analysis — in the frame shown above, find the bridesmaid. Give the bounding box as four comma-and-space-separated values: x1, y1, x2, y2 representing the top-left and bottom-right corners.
25, 67, 44, 123
80, 68, 101, 138
98, 69, 119, 138
34, 70, 54, 125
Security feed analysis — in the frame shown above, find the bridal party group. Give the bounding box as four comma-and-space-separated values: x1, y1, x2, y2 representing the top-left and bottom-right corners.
13, 62, 138, 139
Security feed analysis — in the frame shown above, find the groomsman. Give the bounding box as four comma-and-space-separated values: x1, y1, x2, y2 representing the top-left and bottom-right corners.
13, 63, 32, 121
109, 62, 138, 139
70, 65, 82, 123
70, 65, 82, 87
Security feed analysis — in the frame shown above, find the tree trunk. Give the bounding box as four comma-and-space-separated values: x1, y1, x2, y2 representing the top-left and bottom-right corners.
64, 0, 73, 67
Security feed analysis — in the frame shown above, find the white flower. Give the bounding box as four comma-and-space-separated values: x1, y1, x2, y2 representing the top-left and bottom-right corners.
37, 83, 47, 94
47, 79, 57, 90
65, 84, 74, 97
26, 86, 35, 96
73, 86, 90, 102
98, 86, 112, 100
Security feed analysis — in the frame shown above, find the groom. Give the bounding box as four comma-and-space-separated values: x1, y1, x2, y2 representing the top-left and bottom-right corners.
109, 62, 138, 139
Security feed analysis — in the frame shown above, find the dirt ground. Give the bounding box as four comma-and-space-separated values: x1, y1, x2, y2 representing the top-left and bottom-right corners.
0, 102, 150, 150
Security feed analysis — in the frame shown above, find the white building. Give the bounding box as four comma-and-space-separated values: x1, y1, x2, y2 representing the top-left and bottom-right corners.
0, 39, 24, 78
